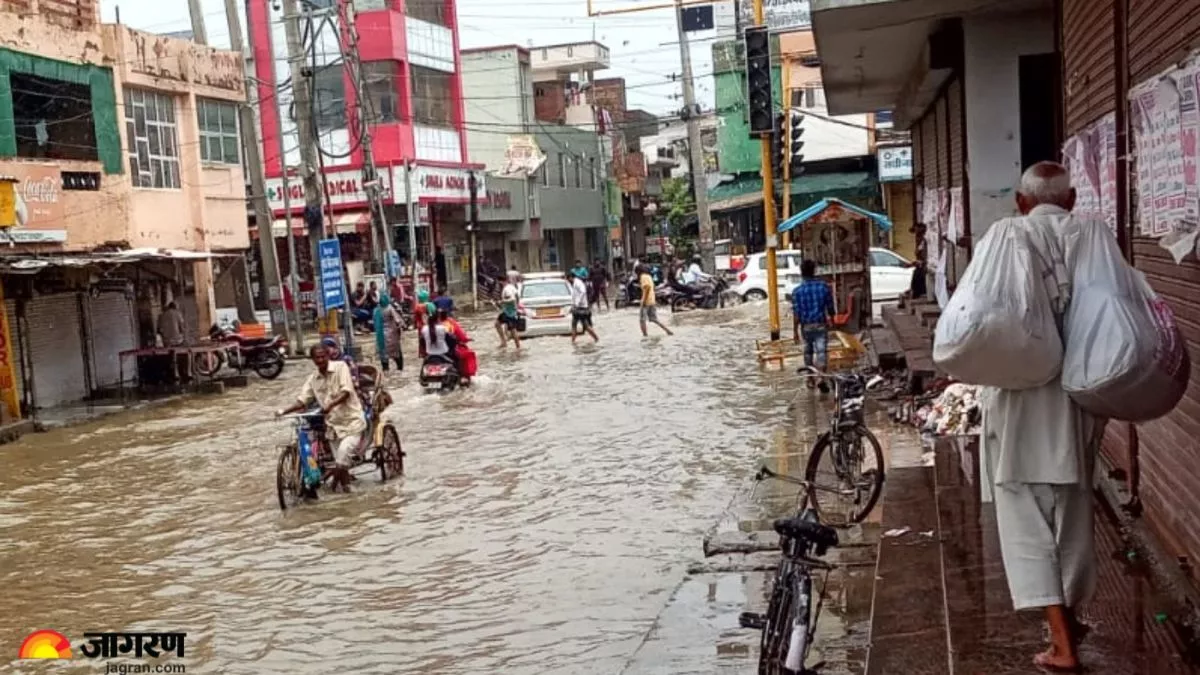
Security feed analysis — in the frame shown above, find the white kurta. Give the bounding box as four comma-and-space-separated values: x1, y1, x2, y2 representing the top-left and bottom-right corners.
977, 204, 1107, 610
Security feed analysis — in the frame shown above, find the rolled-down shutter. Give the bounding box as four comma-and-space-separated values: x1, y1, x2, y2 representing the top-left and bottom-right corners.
1062, 0, 1115, 136
4, 298, 25, 408
25, 292, 87, 408
87, 291, 137, 389
948, 79, 964, 189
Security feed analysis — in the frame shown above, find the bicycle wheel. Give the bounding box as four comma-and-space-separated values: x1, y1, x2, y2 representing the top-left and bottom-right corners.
759, 564, 794, 675
804, 426, 885, 526
276, 444, 302, 511
781, 574, 815, 672
377, 424, 405, 481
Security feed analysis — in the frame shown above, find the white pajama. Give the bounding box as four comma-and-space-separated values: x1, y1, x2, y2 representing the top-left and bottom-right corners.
334, 433, 363, 468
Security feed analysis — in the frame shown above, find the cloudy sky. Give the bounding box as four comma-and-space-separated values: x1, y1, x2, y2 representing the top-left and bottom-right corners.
97, 0, 719, 114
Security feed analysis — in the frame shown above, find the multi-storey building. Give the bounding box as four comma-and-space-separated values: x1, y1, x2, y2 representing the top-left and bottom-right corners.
0, 0, 249, 419
246, 0, 479, 293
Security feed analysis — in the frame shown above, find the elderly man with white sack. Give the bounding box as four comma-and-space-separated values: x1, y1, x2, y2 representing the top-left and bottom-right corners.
937, 161, 1107, 672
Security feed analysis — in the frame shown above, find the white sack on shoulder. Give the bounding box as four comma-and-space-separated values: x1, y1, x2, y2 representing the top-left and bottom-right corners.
933, 219, 1063, 389
1062, 221, 1190, 421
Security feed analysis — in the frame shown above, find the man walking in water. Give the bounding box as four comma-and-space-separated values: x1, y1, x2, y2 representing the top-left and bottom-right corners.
568, 270, 598, 344
638, 264, 672, 337
494, 268, 523, 349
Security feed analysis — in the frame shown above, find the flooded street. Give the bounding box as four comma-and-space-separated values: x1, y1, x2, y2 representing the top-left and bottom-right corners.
0, 305, 853, 674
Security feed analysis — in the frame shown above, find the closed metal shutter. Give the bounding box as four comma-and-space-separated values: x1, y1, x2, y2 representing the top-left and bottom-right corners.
948, 79, 965, 188
921, 113, 938, 188
1128, 0, 1200, 85
935, 96, 948, 189
1123, 0, 1200, 574
25, 292, 87, 408
1062, 0, 1116, 135
86, 292, 137, 390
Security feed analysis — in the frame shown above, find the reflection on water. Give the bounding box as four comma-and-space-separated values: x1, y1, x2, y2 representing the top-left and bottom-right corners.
0, 306, 820, 674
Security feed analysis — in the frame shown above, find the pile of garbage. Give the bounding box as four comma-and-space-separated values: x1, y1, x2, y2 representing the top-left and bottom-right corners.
890, 382, 982, 437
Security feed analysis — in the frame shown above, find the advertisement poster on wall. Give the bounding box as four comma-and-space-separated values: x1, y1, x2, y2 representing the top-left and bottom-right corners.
0, 162, 66, 243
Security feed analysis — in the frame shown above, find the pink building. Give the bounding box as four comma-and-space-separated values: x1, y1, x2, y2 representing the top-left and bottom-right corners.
246, 0, 480, 291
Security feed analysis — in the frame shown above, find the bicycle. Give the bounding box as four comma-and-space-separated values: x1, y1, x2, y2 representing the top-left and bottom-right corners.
740, 489, 840, 675
793, 366, 887, 526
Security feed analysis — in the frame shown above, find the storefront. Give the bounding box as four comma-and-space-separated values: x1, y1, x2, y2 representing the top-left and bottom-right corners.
476, 175, 531, 273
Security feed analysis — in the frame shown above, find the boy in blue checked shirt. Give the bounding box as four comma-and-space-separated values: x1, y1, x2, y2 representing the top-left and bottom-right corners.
791, 259, 835, 391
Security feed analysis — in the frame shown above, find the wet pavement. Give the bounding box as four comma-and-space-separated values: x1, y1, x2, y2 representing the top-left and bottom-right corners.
0, 304, 859, 674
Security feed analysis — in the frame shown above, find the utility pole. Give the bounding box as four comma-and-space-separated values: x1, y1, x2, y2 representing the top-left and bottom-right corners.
263, 1, 305, 354
673, 0, 715, 273
226, 0, 288, 343
280, 0, 325, 283
781, 57, 792, 250
341, 0, 394, 269
404, 161, 420, 287
187, 0, 208, 44
468, 170, 480, 311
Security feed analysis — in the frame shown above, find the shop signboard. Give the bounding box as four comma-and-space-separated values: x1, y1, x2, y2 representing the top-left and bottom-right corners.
265, 167, 390, 211
718, 0, 810, 36
391, 165, 483, 203
498, 135, 547, 177
0, 162, 67, 243
877, 146, 913, 182
318, 238, 346, 311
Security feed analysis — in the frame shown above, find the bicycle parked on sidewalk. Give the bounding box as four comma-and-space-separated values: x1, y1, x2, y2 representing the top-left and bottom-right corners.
790, 366, 887, 526
740, 479, 840, 675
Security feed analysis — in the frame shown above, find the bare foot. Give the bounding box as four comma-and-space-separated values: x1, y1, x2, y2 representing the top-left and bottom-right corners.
1034, 647, 1080, 672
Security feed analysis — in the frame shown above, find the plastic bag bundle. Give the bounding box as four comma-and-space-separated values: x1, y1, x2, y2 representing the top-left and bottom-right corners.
1061, 221, 1190, 421
933, 219, 1064, 389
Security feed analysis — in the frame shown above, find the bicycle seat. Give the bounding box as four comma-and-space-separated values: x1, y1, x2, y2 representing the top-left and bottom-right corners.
773, 515, 839, 550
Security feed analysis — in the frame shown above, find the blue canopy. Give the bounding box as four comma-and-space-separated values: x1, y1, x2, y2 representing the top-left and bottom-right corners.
777, 198, 893, 234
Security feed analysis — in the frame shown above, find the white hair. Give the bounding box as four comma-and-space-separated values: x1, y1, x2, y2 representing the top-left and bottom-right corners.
1018, 161, 1073, 205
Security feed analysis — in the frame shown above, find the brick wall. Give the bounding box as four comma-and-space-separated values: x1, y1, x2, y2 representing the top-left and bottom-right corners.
593, 78, 627, 124
534, 80, 565, 124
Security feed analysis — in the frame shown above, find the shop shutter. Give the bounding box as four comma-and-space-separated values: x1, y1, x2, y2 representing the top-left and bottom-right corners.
921, 113, 937, 188
4, 298, 25, 407
24, 292, 87, 408
935, 96, 948, 189
87, 292, 137, 390
948, 79, 965, 188
1062, 0, 1116, 135
1128, 0, 1200, 85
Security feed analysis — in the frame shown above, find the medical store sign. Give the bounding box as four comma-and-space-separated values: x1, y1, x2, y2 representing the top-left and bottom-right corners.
877, 145, 913, 183
265, 167, 391, 211
392, 165, 482, 202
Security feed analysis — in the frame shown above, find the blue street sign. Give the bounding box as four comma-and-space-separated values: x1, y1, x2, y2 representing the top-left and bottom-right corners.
318, 238, 345, 310
386, 250, 400, 279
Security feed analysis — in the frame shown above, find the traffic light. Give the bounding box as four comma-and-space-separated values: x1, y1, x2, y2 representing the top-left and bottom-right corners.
744, 26, 773, 137
769, 112, 785, 177
786, 110, 805, 177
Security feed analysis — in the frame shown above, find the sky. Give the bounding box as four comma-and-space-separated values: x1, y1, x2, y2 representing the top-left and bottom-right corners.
96, 0, 720, 115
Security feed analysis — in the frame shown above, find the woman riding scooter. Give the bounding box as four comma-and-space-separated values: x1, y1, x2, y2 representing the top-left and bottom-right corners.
420, 309, 472, 386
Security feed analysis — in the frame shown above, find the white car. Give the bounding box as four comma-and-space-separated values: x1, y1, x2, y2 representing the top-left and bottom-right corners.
735, 247, 914, 302
518, 272, 574, 337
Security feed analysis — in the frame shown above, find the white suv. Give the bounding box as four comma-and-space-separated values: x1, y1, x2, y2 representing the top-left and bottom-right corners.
737, 247, 914, 302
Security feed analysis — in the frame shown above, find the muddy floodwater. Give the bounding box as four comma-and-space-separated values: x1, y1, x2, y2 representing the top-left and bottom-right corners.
1, 306, 860, 674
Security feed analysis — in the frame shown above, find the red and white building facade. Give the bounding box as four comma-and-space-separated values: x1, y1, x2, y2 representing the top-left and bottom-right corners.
246, 0, 481, 290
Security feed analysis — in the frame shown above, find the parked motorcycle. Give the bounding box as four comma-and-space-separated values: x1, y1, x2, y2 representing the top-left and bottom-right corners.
615, 272, 673, 308
670, 276, 731, 312
195, 324, 288, 380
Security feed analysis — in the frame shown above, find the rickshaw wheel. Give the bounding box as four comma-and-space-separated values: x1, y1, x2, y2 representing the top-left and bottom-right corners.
276, 444, 303, 511
377, 425, 405, 481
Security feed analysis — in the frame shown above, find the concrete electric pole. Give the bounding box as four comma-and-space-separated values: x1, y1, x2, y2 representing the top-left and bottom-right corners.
187, 0, 208, 44
226, 0, 289, 342
280, 0, 325, 263
673, 0, 715, 273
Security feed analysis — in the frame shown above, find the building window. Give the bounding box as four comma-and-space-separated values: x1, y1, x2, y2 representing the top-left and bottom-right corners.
124, 88, 180, 189
362, 61, 399, 123
198, 98, 240, 164
557, 153, 566, 188
791, 85, 823, 109
412, 65, 453, 127
406, 0, 448, 26
590, 157, 598, 189
574, 155, 583, 188
12, 72, 99, 162
312, 64, 347, 131
541, 162, 549, 187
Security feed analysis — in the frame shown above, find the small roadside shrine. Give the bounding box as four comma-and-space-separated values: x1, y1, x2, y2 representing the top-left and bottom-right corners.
778, 198, 892, 333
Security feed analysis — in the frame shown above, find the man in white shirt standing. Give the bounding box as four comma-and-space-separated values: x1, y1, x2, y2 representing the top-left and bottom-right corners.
981, 161, 1106, 672
569, 270, 598, 345
494, 268, 523, 349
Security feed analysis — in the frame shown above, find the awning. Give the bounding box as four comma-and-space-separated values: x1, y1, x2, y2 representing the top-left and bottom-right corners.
707, 171, 876, 212
260, 213, 370, 239
778, 198, 893, 234
0, 249, 236, 274
267, 217, 305, 239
